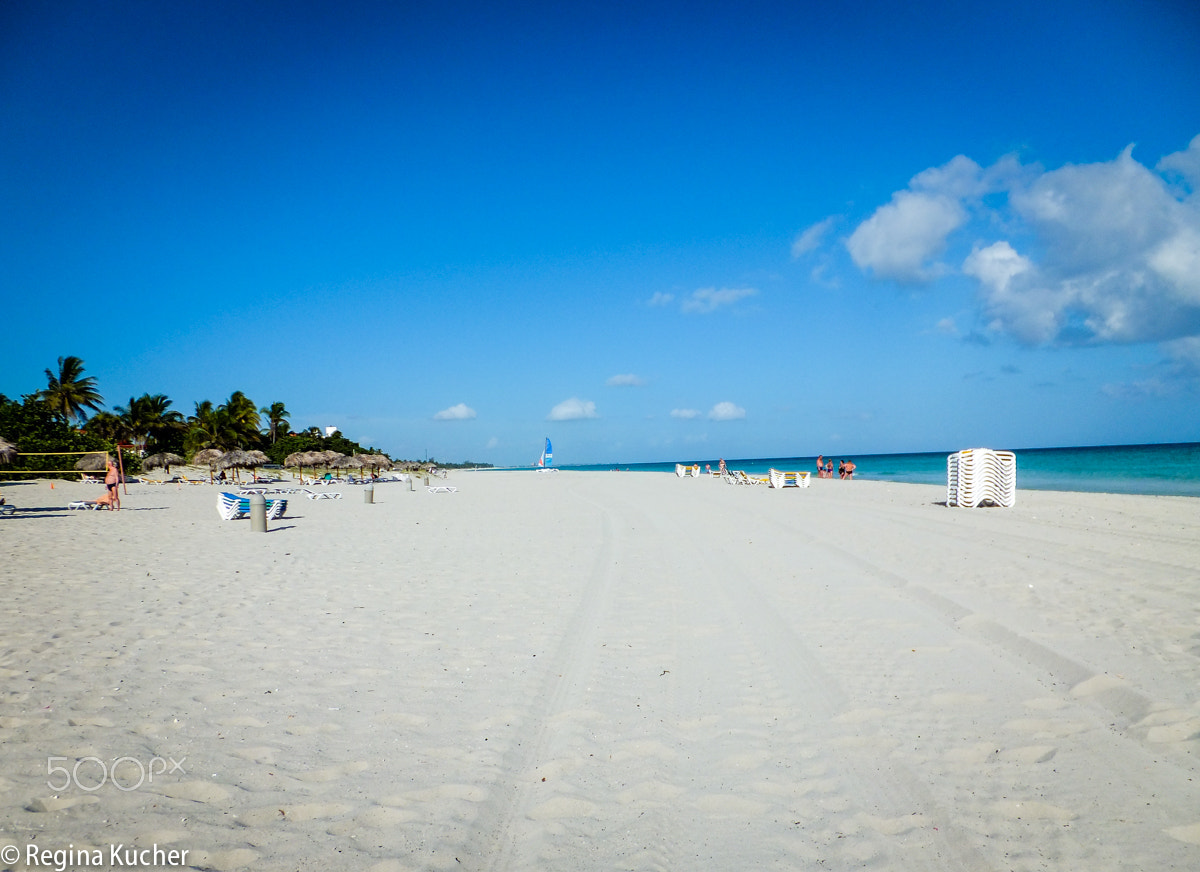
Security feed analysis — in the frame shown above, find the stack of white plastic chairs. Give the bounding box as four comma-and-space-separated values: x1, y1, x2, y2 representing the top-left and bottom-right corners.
947, 448, 1016, 507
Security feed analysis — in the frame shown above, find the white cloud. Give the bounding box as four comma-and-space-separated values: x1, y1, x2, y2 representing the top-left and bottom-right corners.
708, 401, 746, 421
935, 317, 959, 336
680, 287, 758, 314
852, 136, 1200, 354
792, 216, 837, 257
433, 403, 476, 421
647, 291, 675, 306
670, 408, 700, 419
1157, 133, 1200, 190
984, 145, 1200, 344
485, 436, 499, 449
606, 373, 645, 387
846, 189, 966, 282
547, 397, 597, 421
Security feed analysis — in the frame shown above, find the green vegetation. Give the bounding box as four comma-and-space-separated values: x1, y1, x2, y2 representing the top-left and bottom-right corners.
1, 356, 491, 479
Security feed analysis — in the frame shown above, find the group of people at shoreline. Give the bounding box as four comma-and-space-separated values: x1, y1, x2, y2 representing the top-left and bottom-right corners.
816, 455, 855, 479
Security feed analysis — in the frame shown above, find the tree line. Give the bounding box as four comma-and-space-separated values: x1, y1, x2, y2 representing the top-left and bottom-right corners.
0, 356, 387, 476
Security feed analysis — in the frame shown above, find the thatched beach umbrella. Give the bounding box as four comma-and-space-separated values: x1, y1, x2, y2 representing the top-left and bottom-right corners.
192, 448, 225, 483
285, 451, 308, 480
358, 454, 392, 476
75, 452, 110, 472
142, 452, 184, 473
331, 455, 364, 479
217, 449, 255, 483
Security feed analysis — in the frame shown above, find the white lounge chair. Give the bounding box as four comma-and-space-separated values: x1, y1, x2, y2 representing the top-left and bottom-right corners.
768, 469, 810, 488
304, 490, 342, 500
947, 449, 1016, 507
735, 470, 768, 485
426, 485, 457, 494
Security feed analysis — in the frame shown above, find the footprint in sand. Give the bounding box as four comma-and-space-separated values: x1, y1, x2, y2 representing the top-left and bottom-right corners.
27, 795, 101, 812
693, 793, 770, 816
66, 715, 115, 727
351, 806, 422, 829
1002, 745, 1058, 764
855, 812, 930, 836
237, 802, 353, 826
293, 761, 369, 782
1164, 821, 1200, 845
616, 780, 687, 804
1145, 718, 1200, 743
991, 799, 1077, 821
1004, 717, 1088, 739
154, 780, 232, 803
528, 796, 599, 820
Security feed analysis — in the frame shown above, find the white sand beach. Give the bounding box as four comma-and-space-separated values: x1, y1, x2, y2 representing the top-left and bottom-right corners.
1, 471, 1199, 871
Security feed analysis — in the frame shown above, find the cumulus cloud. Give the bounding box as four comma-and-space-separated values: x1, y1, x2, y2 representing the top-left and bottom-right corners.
792, 216, 838, 257
853, 136, 1200, 354
547, 397, 598, 421
606, 373, 645, 387
982, 145, 1200, 344
846, 190, 966, 283
708, 401, 746, 421
1157, 133, 1200, 190
433, 403, 476, 421
680, 287, 758, 314
647, 291, 675, 306
670, 408, 700, 419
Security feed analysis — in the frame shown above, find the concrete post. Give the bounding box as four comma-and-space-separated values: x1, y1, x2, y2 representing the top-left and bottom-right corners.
364, 483, 374, 504
249, 493, 267, 533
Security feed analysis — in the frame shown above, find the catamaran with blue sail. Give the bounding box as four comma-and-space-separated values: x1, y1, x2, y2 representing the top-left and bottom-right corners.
536, 437, 557, 472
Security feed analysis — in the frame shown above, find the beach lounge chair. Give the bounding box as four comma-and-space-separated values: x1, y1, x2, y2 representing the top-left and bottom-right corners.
426, 485, 457, 493
304, 490, 342, 500
178, 473, 208, 485
216, 492, 288, 520
1, 502, 15, 515
947, 448, 1016, 508
768, 469, 811, 488
68, 500, 105, 510
735, 470, 768, 485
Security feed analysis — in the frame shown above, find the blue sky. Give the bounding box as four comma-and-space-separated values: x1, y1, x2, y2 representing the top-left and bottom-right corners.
3, 0, 1199, 465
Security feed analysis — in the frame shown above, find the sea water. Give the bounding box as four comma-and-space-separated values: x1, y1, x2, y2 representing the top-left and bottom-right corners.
560, 442, 1200, 497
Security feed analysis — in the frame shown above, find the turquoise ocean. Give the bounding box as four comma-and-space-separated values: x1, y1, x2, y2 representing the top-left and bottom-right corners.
552, 442, 1200, 497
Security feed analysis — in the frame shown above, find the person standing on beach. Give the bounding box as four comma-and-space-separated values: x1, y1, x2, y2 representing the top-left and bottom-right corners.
104, 456, 121, 511
841, 459, 856, 479
817, 455, 824, 477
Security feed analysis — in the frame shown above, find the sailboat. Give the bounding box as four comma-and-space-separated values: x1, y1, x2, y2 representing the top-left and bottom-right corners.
536, 437, 558, 472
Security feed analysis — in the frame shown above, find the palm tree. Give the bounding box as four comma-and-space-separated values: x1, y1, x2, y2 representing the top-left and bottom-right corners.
222, 391, 260, 447
260, 401, 290, 444
115, 394, 184, 452
185, 401, 239, 454
41, 356, 104, 423
83, 411, 128, 444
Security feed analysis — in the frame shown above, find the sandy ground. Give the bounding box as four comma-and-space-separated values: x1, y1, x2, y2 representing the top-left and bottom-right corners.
1, 470, 1198, 871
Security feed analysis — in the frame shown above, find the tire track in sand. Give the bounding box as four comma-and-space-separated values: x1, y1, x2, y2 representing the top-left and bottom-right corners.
465, 490, 619, 872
